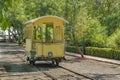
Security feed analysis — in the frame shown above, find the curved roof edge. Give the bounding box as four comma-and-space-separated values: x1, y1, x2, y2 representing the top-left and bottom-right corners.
25, 15, 69, 25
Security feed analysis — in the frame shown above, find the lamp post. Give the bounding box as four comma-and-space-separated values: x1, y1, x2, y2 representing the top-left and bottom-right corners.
66, 38, 70, 46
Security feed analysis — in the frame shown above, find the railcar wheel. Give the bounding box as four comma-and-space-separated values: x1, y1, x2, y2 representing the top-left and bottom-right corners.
26, 57, 29, 61
29, 60, 35, 65
55, 59, 59, 66
52, 60, 55, 64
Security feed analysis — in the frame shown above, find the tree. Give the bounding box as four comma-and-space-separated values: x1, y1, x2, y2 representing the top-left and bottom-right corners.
65, 0, 86, 58
0, 0, 12, 30
0, 0, 120, 49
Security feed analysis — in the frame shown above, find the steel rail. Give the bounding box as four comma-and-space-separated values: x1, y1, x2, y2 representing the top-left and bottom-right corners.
59, 65, 94, 80
15, 52, 94, 80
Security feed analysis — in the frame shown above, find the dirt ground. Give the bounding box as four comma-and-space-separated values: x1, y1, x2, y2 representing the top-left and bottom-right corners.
0, 43, 120, 80
62, 55, 120, 80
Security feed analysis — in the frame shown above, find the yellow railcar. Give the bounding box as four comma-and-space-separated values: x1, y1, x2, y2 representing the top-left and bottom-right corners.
24, 15, 68, 65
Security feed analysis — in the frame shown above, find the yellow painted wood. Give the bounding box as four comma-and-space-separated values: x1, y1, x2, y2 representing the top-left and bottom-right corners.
42, 43, 64, 57
35, 43, 64, 57
25, 16, 68, 59
25, 39, 32, 52
35, 43, 42, 57
24, 24, 34, 39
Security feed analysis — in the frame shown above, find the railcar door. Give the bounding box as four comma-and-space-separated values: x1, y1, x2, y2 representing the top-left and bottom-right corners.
34, 23, 54, 57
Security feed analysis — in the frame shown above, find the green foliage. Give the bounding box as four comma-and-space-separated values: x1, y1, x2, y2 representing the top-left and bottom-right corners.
65, 46, 78, 53
85, 18, 107, 47
85, 47, 120, 60
24, 0, 65, 19
64, 0, 120, 49
0, 0, 12, 30
113, 50, 120, 60
103, 14, 120, 36
0, 0, 120, 49
85, 47, 113, 59
66, 46, 120, 60
106, 28, 120, 49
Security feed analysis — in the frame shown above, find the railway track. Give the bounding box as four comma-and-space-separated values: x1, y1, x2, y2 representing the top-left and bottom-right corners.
16, 53, 94, 80
0, 45, 94, 80
42, 67, 94, 80
59, 66, 94, 80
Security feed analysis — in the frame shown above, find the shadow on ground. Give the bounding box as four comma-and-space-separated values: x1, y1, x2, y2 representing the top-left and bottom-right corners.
0, 45, 59, 73
1, 62, 58, 72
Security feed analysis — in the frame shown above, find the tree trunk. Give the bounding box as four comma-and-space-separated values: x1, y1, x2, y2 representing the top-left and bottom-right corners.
74, 42, 84, 58
72, 32, 84, 58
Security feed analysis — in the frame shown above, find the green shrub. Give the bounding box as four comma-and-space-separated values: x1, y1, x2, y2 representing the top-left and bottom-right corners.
65, 46, 120, 60
85, 47, 113, 59
65, 46, 78, 53
113, 50, 120, 60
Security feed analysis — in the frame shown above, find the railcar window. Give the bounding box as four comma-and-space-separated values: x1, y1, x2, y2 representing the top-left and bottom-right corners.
33, 24, 53, 42
43, 23, 53, 43
34, 26, 42, 40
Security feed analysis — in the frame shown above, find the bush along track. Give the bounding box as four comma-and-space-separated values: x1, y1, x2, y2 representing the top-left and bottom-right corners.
65, 46, 120, 60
